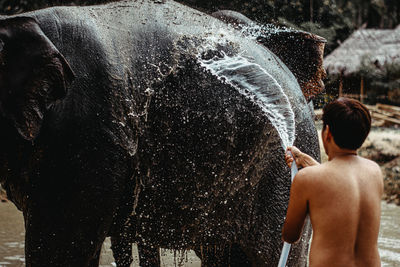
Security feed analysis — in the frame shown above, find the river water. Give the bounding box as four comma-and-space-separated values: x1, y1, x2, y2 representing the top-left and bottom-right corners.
0, 200, 399, 266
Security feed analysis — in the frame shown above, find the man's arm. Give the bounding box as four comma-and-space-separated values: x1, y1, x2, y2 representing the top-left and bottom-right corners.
282, 170, 309, 243
286, 146, 320, 168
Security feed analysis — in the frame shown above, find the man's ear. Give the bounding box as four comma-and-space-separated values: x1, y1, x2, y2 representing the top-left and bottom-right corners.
0, 17, 75, 140
325, 125, 334, 141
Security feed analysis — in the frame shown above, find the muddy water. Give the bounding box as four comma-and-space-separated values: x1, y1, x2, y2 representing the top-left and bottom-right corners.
0, 201, 399, 266
0, 202, 25, 267
379, 202, 400, 266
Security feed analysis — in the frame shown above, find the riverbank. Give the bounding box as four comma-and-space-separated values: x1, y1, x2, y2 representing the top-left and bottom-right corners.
360, 127, 400, 205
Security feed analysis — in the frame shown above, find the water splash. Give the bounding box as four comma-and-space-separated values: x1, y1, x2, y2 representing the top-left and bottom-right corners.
198, 48, 295, 150
238, 23, 297, 42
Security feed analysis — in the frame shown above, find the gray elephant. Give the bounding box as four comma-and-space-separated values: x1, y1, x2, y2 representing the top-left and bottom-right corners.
0, 0, 322, 266
114, 9, 327, 267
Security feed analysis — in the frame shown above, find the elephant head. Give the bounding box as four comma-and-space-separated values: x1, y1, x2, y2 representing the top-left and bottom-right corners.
0, 17, 74, 141
212, 10, 326, 102
257, 30, 326, 102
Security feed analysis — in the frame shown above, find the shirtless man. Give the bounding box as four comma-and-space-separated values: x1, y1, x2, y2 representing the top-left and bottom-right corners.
283, 97, 383, 267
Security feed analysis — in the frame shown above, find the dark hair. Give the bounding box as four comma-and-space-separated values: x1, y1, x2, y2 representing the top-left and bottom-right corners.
322, 97, 371, 150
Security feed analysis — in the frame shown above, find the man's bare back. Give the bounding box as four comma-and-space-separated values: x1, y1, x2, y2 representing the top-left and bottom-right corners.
304, 156, 382, 266
282, 98, 383, 267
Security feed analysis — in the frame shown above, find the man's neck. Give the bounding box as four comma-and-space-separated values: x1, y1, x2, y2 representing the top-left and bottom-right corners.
327, 147, 357, 161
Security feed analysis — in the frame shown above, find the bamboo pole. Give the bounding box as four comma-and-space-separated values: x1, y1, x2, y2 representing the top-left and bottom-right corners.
339, 75, 343, 98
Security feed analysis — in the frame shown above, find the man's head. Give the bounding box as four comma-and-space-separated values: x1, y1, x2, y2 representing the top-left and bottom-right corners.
322, 98, 371, 150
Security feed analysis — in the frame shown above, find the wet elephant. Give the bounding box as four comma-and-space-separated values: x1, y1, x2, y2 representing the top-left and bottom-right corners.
115, 9, 327, 267
0, 1, 321, 266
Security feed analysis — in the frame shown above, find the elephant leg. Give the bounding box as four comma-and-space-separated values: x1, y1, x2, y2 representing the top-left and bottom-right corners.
195, 244, 250, 267
226, 244, 251, 267
111, 235, 133, 267
23, 184, 117, 266
24, 222, 104, 267
138, 243, 160, 267
194, 246, 223, 267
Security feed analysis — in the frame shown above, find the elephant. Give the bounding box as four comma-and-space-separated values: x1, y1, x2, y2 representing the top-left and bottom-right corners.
113, 9, 327, 267
0, 0, 322, 266
112, 8, 327, 267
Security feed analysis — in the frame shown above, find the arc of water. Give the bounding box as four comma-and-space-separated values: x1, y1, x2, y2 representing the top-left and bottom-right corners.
198, 51, 295, 150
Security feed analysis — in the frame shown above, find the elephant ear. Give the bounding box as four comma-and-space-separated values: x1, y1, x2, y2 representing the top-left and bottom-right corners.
0, 17, 74, 140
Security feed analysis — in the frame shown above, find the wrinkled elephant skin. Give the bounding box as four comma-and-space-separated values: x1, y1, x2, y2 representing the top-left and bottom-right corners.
0, 1, 320, 266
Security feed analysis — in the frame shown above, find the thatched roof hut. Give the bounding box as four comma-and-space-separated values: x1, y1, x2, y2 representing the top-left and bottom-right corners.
324, 25, 400, 76
323, 25, 400, 103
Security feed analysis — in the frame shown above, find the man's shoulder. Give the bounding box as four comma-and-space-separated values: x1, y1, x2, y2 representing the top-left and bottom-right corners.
293, 164, 325, 187
292, 165, 327, 201
297, 163, 326, 178
359, 156, 381, 170
294, 162, 338, 190
356, 156, 383, 181
358, 156, 384, 193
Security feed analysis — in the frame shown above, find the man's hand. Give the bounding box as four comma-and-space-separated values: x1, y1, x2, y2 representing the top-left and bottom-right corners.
285, 146, 320, 168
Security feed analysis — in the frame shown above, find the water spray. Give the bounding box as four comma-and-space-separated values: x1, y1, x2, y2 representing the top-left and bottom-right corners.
277, 150, 298, 267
